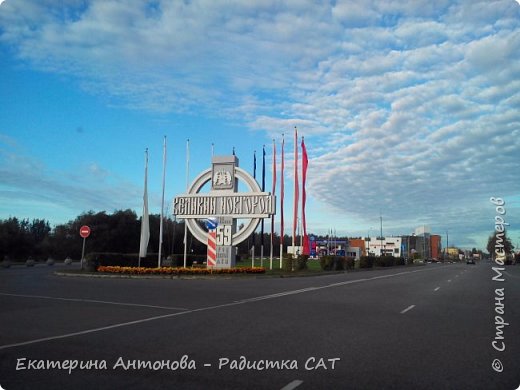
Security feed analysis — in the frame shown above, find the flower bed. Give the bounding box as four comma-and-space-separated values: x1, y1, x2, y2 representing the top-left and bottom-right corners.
97, 266, 266, 275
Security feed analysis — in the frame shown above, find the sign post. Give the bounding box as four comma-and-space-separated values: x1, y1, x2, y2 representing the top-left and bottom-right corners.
79, 225, 91, 269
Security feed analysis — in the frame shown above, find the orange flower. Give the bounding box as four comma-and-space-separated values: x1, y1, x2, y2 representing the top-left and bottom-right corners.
97, 265, 266, 275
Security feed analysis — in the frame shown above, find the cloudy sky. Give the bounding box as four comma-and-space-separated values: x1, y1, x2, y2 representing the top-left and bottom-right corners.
1, 0, 519, 251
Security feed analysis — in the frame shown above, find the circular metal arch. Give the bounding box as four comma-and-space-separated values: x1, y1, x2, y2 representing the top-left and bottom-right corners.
185, 167, 262, 245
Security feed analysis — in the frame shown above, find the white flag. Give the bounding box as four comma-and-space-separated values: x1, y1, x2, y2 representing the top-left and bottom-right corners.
139, 149, 150, 258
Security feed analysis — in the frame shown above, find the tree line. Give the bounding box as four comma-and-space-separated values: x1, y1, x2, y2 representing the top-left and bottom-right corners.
3, 210, 514, 262
0, 210, 295, 261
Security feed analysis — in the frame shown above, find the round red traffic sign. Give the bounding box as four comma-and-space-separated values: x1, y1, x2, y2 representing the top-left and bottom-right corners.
79, 225, 91, 238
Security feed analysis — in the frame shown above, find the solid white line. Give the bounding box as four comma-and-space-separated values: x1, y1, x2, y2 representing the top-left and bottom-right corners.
448, 280, 452, 282
281, 380, 304, 390
0, 292, 189, 311
400, 305, 416, 314
0, 267, 445, 351
0, 300, 246, 351
434, 287, 440, 291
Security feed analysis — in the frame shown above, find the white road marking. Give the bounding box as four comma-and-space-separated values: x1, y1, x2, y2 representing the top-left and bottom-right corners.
448, 280, 452, 282
281, 380, 304, 390
0, 266, 447, 351
0, 292, 189, 311
434, 287, 440, 291
0, 299, 254, 351
400, 305, 416, 314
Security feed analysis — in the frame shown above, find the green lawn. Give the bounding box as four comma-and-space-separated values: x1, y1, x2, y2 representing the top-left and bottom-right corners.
237, 257, 323, 273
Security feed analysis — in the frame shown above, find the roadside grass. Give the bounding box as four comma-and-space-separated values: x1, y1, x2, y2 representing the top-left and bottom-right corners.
237, 257, 324, 275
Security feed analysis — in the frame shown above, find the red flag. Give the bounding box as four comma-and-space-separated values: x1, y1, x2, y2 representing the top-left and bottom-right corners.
301, 137, 310, 255
292, 127, 299, 252
271, 139, 276, 246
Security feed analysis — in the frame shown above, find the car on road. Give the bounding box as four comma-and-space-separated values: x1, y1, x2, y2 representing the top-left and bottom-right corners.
466, 258, 476, 264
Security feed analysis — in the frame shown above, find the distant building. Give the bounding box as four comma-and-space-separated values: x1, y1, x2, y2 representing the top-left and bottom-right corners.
430, 235, 442, 260
402, 229, 443, 260
446, 247, 459, 258
348, 238, 366, 258
314, 240, 348, 257
364, 236, 402, 257
345, 246, 362, 259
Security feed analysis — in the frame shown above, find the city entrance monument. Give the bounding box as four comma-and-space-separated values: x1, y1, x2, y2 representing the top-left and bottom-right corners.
173, 155, 275, 268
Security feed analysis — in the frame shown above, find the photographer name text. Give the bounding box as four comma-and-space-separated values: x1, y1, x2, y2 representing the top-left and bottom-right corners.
15, 355, 340, 374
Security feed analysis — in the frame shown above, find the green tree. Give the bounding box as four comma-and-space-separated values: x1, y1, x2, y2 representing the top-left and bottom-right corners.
487, 231, 514, 259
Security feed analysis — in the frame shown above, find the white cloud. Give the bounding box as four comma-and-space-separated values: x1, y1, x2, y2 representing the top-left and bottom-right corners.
1, 0, 519, 247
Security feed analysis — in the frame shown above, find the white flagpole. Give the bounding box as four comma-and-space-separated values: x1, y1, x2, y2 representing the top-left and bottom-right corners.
183, 139, 190, 268
280, 134, 285, 269
139, 149, 150, 267
292, 127, 299, 266
270, 138, 276, 270
158, 136, 167, 268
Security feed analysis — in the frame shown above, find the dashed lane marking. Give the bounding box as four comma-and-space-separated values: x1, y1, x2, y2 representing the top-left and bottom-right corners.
281, 380, 304, 390
400, 305, 416, 314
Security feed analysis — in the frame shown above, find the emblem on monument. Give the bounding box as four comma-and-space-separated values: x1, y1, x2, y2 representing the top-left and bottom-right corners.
211, 159, 235, 190
213, 169, 232, 188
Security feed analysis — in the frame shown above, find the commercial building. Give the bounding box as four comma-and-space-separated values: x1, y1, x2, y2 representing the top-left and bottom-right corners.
401, 227, 443, 260
365, 236, 402, 257
348, 238, 366, 257
430, 235, 442, 259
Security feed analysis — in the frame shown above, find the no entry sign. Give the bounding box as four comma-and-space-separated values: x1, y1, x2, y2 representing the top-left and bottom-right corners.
79, 225, 91, 238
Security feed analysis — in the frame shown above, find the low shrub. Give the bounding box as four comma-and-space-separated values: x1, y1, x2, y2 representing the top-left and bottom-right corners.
375, 255, 395, 267
320, 256, 355, 271
320, 255, 333, 270
359, 256, 376, 268
282, 254, 308, 271
297, 254, 309, 270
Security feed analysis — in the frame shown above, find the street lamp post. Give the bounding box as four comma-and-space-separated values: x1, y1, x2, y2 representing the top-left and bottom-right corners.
380, 213, 383, 257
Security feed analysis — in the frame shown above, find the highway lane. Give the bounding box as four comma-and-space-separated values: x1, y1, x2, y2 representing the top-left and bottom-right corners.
0, 262, 518, 389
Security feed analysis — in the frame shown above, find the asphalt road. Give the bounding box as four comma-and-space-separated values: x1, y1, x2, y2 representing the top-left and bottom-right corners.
0, 262, 519, 390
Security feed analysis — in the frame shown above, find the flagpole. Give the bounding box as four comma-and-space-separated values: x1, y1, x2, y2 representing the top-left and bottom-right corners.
260, 145, 266, 267
158, 136, 167, 268
301, 136, 309, 256
280, 134, 285, 269
292, 127, 299, 268
183, 139, 190, 268
139, 148, 150, 268
252, 150, 256, 266
270, 139, 276, 270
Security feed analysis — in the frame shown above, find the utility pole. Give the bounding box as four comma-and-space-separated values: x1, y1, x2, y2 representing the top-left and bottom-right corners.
380, 212, 383, 257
